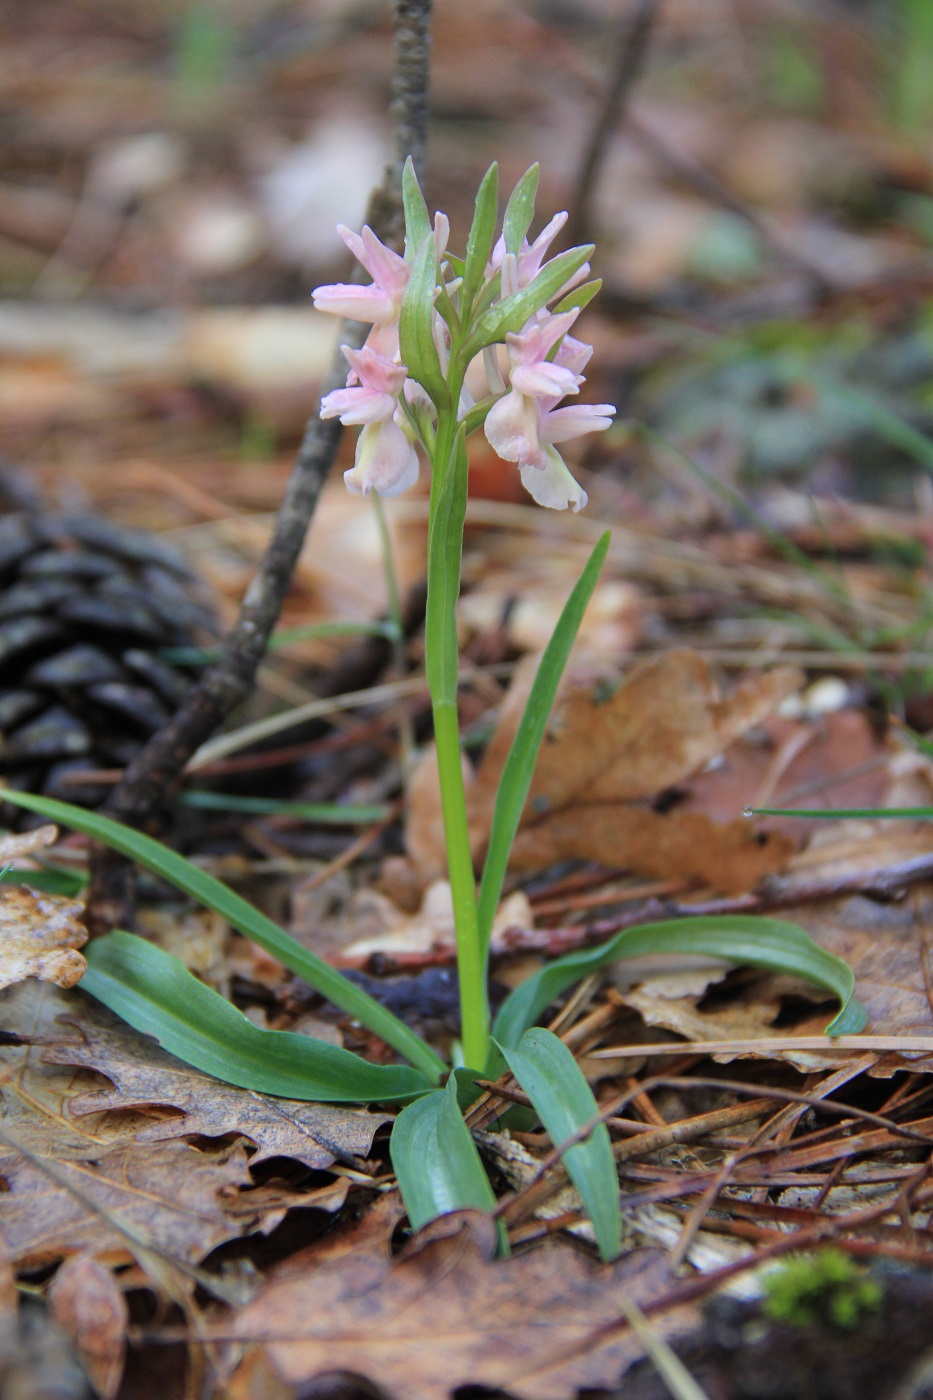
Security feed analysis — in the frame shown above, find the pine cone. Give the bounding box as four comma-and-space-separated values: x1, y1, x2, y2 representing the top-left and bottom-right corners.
0, 511, 217, 813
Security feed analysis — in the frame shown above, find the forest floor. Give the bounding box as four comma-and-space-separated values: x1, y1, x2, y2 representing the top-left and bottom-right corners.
4, 3, 933, 1398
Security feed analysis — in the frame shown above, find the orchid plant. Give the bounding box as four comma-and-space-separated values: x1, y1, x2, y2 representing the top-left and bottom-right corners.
5, 163, 867, 1261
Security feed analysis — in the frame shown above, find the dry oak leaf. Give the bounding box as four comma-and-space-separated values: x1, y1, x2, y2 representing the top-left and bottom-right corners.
42, 1002, 389, 1170
0, 1137, 254, 1271
48, 1251, 128, 1400
0, 982, 157, 1163
508, 806, 790, 895
457, 649, 800, 895
0, 884, 87, 992
232, 1204, 696, 1400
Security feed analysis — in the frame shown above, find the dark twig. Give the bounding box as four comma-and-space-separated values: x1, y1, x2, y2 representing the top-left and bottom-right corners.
565, 0, 660, 248
87, 0, 434, 934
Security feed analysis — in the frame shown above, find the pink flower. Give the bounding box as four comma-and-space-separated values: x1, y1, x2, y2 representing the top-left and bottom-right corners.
489, 211, 567, 288
312, 225, 410, 355
319, 345, 408, 425
505, 310, 582, 399
343, 418, 419, 498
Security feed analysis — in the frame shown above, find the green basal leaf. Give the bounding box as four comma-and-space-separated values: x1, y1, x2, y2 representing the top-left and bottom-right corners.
2, 790, 445, 1083
464, 245, 594, 356
491, 914, 866, 1072
390, 1074, 499, 1233
0, 863, 87, 896
462, 162, 499, 310
84, 932, 431, 1102
553, 277, 603, 315
402, 155, 433, 263
399, 233, 449, 408
502, 163, 539, 255
476, 532, 609, 955
498, 1027, 620, 1262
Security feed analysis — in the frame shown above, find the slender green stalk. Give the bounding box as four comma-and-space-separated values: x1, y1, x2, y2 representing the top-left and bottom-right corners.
424, 371, 490, 1070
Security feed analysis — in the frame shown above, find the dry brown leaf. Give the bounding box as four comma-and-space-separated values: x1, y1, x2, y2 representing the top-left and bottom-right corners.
471, 650, 803, 826
0, 824, 58, 862
48, 1252, 127, 1400
43, 1005, 389, 1170
231, 1204, 696, 1400
0, 981, 154, 1161
428, 649, 805, 894
0, 885, 87, 991
509, 806, 793, 895
0, 1136, 254, 1270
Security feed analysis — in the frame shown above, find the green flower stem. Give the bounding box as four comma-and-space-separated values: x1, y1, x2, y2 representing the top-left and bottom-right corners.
424, 372, 490, 1071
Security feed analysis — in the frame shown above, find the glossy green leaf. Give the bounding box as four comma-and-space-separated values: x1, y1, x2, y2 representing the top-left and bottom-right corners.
83, 932, 431, 1102
502, 163, 539, 255
462, 162, 499, 309
399, 233, 448, 407
464, 245, 594, 356
491, 914, 866, 1071
401, 155, 432, 262
476, 531, 610, 955
390, 1074, 498, 1232
499, 1027, 620, 1262
2, 791, 445, 1083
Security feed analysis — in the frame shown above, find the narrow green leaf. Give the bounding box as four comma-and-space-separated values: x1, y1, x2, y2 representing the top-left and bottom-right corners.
1, 790, 446, 1083
399, 233, 448, 407
462, 162, 499, 309
390, 1074, 498, 1232
552, 277, 603, 315
0, 863, 87, 895
402, 155, 432, 262
83, 932, 431, 1102
491, 914, 866, 1070
476, 532, 609, 954
464, 245, 594, 356
502, 164, 539, 255
752, 806, 933, 820
180, 791, 390, 824
498, 1027, 620, 1262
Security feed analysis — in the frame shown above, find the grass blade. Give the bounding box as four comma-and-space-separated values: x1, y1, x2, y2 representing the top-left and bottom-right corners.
390, 1074, 499, 1233
476, 531, 609, 954
82, 931, 431, 1102
180, 791, 390, 823
492, 913, 866, 1068
2, 790, 445, 1083
498, 1027, 620, 1262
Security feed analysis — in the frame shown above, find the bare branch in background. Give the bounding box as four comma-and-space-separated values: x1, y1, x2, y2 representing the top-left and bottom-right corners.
87, 0, 434, 934
565, 0, 660, 248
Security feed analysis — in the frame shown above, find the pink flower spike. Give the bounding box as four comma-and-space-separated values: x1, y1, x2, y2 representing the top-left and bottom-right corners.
520, 446, 588, 513
344, 419, 419, 498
